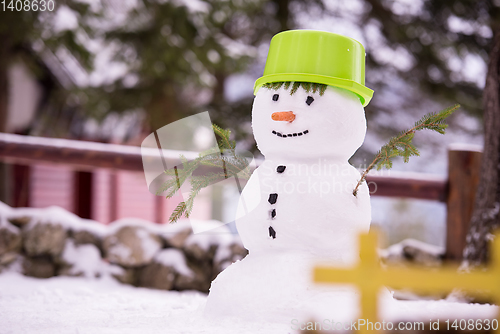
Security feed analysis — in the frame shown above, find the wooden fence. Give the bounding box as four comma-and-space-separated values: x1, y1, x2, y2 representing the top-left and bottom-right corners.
0, 133, 482, 261
315, 231, 500, 334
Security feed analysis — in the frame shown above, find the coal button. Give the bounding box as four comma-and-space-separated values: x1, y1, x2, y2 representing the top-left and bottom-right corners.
268, 193, 278, 205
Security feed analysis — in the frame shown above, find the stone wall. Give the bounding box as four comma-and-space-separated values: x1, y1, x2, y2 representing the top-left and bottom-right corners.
0, 202, 247, 293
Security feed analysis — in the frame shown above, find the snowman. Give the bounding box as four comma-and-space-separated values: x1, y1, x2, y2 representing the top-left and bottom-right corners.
205, 30, 381, 322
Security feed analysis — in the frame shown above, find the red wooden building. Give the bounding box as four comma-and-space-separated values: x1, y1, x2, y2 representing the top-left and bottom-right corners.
12, 163, 199, 224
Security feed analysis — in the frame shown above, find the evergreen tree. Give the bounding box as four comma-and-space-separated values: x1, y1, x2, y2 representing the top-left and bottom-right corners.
352, 0, 500, 266
463, 31, 500, 267
83, 0, 266, 130
80, 0, 327, 139
0, 1, 95, 133
357, 0, 497, 116
0, 1, 96, 203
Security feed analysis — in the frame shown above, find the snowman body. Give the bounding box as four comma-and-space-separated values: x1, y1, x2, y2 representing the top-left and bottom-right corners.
237, 157, 370, 263
241, 84, 371, 260
205, 85, 373, 321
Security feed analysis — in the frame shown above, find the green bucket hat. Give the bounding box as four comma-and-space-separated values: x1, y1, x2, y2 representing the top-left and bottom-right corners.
254, 30, 373, 107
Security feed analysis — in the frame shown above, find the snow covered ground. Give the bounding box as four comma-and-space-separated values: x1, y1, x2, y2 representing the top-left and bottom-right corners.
0, 271, 497, 334
0, 272, 286, 334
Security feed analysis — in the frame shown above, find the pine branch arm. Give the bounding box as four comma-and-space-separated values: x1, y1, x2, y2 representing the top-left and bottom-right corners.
352, 104, 460, 197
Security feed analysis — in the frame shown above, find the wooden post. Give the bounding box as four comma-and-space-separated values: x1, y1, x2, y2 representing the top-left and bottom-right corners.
109, 172, 119, 223
0, 162, 11, 205
155, 195, 164, 224
74, 171, 93, 219
12, 164, 31, 207
446, 147, 482, 262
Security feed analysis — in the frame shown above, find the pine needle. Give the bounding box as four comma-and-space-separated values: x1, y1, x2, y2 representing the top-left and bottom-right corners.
352, 104, 460, 197
319, 84, 327, 95
290, 82, 301, 95
262, 81, 328, 96
165, 124, 251, 223
169, 202, 187, 223
302, 82, 311, 93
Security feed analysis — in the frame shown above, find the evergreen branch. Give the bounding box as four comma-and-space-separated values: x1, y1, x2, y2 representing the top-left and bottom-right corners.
353, 104, 460, 197
163, 123, 252, 223
169, 202, 187, 223
263, 81, 328, 96
212, 124, 235, 150
157, 155, 200, 198
199, 153, 250, 177
156, 178, 179, 197
184, 172, 225, 217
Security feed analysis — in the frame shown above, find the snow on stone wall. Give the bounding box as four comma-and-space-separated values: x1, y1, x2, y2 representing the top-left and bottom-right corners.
0, 202, 246, 293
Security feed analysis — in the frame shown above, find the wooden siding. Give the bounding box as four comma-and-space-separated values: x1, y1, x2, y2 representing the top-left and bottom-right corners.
30, 164, 74, 212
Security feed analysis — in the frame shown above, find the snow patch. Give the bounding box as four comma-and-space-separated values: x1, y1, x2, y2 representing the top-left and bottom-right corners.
0, 133, 199, 165
53, 5, 79, 32
381, 238, 444, 259
62, 240, 118, 278
368, 170, 447, 182
0, 271, 498, 333
136, 228, 162, 260
448, 143, 483, 152
185, 222, 234, 252
172, 0, 210, 13
0, 199, 13, 217
0, 217, 20, 235
108, 243, 132, 259
107, 217, 162, 235
215, 34, 257, 59
159, 219, 193, 235
155, 249, 194, 277
6, 205, 106, 239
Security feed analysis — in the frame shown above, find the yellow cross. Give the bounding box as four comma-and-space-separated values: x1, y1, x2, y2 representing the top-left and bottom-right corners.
314, 231, 500, 334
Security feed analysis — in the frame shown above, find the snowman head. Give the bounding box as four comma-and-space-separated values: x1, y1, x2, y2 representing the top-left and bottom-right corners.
252, 81, 366, 161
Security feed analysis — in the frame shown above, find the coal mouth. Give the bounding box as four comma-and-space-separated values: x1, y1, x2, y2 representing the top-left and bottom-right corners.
271, 130, 309, 138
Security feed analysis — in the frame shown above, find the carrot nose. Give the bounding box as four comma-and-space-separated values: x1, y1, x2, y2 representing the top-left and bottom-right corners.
271, 111, 295, 122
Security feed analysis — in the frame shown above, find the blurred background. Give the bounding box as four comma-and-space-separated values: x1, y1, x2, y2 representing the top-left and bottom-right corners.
0, 0, 494, 247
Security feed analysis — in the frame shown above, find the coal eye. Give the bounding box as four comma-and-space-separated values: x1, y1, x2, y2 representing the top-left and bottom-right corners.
272, 94, 279, 101
306, 96, 314, 106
